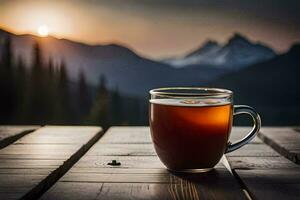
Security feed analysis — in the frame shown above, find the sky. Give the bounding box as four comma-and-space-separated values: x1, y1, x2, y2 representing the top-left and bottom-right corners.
0, 0, 300, 59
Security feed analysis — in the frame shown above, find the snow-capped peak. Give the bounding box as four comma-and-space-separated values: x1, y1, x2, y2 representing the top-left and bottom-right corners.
164, 33, 276, 69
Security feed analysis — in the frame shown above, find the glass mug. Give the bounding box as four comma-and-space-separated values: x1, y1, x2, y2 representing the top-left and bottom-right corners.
149, 87, 261, 172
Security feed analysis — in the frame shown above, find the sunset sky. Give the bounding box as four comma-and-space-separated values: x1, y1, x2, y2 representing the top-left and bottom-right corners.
0, 0, 300, 59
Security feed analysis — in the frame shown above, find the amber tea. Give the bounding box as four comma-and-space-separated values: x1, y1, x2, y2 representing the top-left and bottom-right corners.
149, 88, 261, 172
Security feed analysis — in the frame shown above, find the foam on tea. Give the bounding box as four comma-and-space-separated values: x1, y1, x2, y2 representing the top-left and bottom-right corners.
150, 98, 229, 107
149, 98, 232, 170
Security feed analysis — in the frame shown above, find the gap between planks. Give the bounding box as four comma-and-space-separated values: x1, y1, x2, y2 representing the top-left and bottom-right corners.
23, 127, 104, 200
258, 127, 300, 164
0, 126, 40, 149
41, 126, 252, 200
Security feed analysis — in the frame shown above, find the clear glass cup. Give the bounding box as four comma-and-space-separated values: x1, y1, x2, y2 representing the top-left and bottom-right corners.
149, 87, 261, 173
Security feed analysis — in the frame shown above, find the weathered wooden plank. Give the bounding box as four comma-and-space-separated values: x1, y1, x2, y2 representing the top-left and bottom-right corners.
226, 127, 300, 200
227, 156, 300, 169
60, 167, 236, 183
76, 155, 222, 169
228, 144, 280, 157
0, 159, 63, 168
88, 143, 156, 156
258, 127, 300, 164
0, 154, 69, 160
16, 126, 100, 144
74, 155, 165, 169
0, 174, 44, 187
234, 169, 300, 200
69, 168, 169, 174
0, 126, 102, 200
61, 171, 172, 183
0, 168, 53, 175
0, 144, 81, 155
0, 175, 43, 199
41, 127, 247, 200
0, 126, 40, 149
0, 192, 25, 200
43, 181, 245, 200
98, 180, 242, 200
44, 168, 246, 200
230, 127, 263, 144
39, 182, 103, 200
99, 126, 151, 144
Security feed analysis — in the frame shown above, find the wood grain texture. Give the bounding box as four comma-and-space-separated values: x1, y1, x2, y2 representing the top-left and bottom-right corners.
42, 182, 220, 200
0, 126, 40, 149
234, 169, 300, 200
99, 126, 151, 144
0, 126, 102, 200
4, 126, 300, 200
227, 156, 300, 169
230, 127, 263, 144
42, 126, 247, 200
43, 169, 247, 200
258, 127, 300, 164
226, 127, 300, 200
88, 143, 156, 156
227, 144, 280, 157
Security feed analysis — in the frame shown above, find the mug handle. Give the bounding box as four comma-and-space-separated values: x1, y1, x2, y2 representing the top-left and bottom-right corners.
226, 105, 261, 153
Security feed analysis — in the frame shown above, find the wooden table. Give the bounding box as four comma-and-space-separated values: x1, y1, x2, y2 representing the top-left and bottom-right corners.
0, 126, 299, 200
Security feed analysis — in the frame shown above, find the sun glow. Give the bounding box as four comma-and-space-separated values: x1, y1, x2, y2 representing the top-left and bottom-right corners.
37, 25, 49, 37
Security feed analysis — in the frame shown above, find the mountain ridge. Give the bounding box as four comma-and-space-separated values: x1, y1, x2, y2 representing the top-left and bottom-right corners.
0, 28, 297, 99
186, 40, 221, 57
164, 32, 276, 69
0, 27, 136, 52
0, 27, 220, 96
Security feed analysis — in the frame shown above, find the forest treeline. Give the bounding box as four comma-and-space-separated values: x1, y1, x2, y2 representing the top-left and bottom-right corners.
0, 36, 147, 129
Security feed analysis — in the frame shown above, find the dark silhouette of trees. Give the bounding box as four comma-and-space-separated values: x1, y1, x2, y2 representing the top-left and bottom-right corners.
0, 36, 147, 126
29, 42, 51, 123
110, 87, 122, 125
56, 60, 71, 123
48, 57, 54, 78
78, 69, 92, 122
23, 43, 75, 124
89, 75, 110, 129
46, 57, 58, 123
0, 36, 14, 123
13, 56, 28, 123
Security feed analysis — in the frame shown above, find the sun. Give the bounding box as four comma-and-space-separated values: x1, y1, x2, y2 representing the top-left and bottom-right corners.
37, 25, 49, 37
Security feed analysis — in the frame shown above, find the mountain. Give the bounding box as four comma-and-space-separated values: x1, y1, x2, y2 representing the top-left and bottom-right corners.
210, 44, 300, 125
164, 33, 276, 70
0, 28, 223, 97
1, 28, 300, 125
186, 40, 221, 57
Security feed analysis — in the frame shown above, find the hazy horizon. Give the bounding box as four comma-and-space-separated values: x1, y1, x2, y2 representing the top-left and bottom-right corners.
1, 0, 300, 59
2, 25, 290, 61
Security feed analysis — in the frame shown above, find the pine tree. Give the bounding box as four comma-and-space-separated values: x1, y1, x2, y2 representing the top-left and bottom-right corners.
89, 74, 110, 129
46, 57, 57, 123
29, 41, 43, 123
0, 36, 14, 123
48, 57, 54, 78
78, 69, 92, 122
110, 87, 122, 125
1, 36, 12, 67
57, 60, 71, 123
29, 41, 54, 124
13, 56, 28, 123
